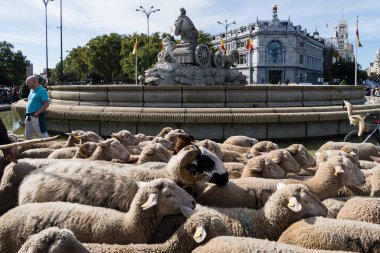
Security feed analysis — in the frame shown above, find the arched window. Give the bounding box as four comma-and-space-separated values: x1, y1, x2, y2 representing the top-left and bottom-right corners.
268, 40, 282, 64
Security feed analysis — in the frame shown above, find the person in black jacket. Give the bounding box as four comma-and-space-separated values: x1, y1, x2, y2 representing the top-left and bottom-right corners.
0, 118, 17, 163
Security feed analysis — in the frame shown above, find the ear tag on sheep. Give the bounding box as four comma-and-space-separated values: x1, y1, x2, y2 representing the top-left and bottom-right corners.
349, 151, 356, 156
140, 193, 158, 210
276, 182, 286, 191
287, 197, 302, 212
334, 166, 344, 176
193, 226, 207, 243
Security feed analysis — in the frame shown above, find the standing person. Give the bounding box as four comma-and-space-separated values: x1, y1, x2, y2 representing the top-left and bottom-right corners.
25, 76, 49, 140
0, 119, 17, 163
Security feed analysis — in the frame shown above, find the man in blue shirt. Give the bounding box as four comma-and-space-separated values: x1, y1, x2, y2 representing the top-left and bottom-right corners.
25, 76, 49, 140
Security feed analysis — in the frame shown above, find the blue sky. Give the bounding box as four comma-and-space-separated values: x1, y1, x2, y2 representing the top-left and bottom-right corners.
1, 0, 379, 74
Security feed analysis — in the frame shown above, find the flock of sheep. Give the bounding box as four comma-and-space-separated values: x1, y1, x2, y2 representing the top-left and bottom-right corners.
0, 127, 379, 253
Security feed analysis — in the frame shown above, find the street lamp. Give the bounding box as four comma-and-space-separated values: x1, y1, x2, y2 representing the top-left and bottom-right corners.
56, 0, 63, 82
42, 0, 54, 85
217, 19, 236, 44
136, 6, 160, 68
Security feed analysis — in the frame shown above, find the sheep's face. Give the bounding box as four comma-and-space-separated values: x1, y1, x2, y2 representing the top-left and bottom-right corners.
339, 145, 359, 161
183, 209, 232, 244
135, 133, 148, 142
286, 144, 316, 168
278, 184, 327, 218
270, 149, 301, 173
153, 137, 174, 150
79, 142, 97, 158
137, 179, 195, 217
111, 130, 138, 146
336, 156, 366, 187
246, 156, 286, 179
140, 143, 171, 163
97, 139, 130, 162
316, 150, 360, 168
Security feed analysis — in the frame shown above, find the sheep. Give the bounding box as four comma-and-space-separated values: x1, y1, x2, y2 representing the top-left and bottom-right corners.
337, 197, 380, 224
156, 126, 173, 138
136, 143, 172, 165
322, 197, 351, 218
62, 130, 85, 147
13, 145, 228, 215
217, 143, 251, 154
138, 136, 174, 151
338, 166, 380, 197
359, 160, 378, 170
173, 133, 194, 154
267, 149, 301, 174
240, 154, 286, 178
17, 227, 91, 253
164, 129, 186, 144
74, 131, 104, 144
17, 148, 56, 159
192, 236, 346, 253
0, 178, 196, 253
88, 138, 130, 162
197, 139, 250, 163
47, 142, 98, 159
196, 183, 327, 241
224, 162, 245, 179
194, 155, 365, 209
223, 135, 258, 147
286, 144, 316, 169
135, 133, 154, 142
315, 150, 361, 168
317, 141, 380, 161
250, 140, 279, 156
18, 209, 232, 253
278, 216, 380, 252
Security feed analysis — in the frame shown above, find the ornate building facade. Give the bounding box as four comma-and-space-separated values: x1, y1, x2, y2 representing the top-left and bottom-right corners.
332, 20, 354, 62
368, 49, 380, 76
211, 5, 328, 84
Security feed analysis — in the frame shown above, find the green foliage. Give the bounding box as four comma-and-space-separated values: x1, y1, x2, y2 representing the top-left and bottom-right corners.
198, 30, 216, 52
19, 81, 30, 99
332, 61, 366, 85
339, 79, 348, 85
0, 41, 29, 86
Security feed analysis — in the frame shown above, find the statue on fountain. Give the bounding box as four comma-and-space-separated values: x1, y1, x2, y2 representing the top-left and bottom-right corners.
174, 7, 198, 44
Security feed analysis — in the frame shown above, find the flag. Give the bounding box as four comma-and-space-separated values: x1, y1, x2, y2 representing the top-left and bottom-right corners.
132, 38, 138, 54
246, 37, 254, 52
169, 25, 174, 33
220, 37, 226, 54
356, 16, 363, 47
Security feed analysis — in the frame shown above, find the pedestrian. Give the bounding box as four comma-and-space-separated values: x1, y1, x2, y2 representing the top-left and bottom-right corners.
0, 118, 17, 163
25, 76, 49, 140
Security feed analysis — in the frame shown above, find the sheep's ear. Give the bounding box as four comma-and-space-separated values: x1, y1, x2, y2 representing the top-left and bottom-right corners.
140, 193, 158, 210
287, 197, 302, 212
180, 206, 196, 218
334, 165, 344, 176
136, 181, 149, 188
193, 226, 207, 243
276, 182, 286, 191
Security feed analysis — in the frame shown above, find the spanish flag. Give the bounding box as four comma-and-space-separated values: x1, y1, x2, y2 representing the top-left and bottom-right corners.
132, 38, 138, 54
356, 16, 363, 47
246, 37, 254, 52
220, 37, 226, 54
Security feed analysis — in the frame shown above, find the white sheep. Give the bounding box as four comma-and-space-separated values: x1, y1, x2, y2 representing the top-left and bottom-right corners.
222, 135, 258, 147
192, 236, 345, 253
240, 154, 286, 178
18, 208, 232, 253
359, 160, 378, 170
0, 178, 196, 253
337, 197, 380, 224
217, 143, 251, 154
278, 216, 380, 252
286, 144, 316, 169
196, 183, 327, 241
197, 139, 250, 163
138, 136, 174, 151
17, 148, 56, 159
62, 130, 85, 147
194, 155, 365, 209
338, 166, 380, 197
267, 149, 301, 174
74, 131, 104, 144
322, 197, 351, 218
88, 138, 130, 162
47, 142, 98, 159
317, 141, 380, 161
136, 143, 172, 164
13, 145, 227, 215
250, 140, 279, 156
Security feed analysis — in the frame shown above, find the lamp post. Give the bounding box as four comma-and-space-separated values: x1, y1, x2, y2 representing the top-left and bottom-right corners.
57, 0, 63, 82
136, 6, 160, 68
42, 0, 54, 85
217, 19, 236, 45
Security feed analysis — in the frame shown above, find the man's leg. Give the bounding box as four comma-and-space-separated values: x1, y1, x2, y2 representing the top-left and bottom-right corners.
24, 117, 35, 140
30, 117, 49, 138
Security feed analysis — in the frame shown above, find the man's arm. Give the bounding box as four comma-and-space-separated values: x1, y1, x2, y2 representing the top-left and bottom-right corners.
33, 101, 49, 117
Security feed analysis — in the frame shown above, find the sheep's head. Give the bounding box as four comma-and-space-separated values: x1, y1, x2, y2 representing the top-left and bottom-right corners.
223, 136, 258, 147
138, 143, 172, 164
244, 155, 285, 178
18, 227, 91, 253
315, 150, 360, 168
269, 149, 301, 173
339, 145, 359, 160
275, 183, 327, 218
196, 139, 223, 160
135, 178, 196, 217
156, 126, 174, 138
135, 133, 148, 142
96, 139, 130, 162
181, 209, 232, 245
76, 131, 104, 144
111, 130, 139, 146
286, 144, 315, 168
250, 141, 278, 156
174, 133, 195, 154
76, 142, 97, 158
174, 145, 228, 187
153, 137, 174, 151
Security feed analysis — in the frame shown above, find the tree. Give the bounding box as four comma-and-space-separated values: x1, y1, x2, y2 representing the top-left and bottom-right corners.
198, 30, 216, 52
332, 61, 366, 85
0, 41, 29, 86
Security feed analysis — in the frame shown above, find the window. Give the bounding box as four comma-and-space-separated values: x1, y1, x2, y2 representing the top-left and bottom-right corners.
268, 40, 282, 64
238, 54, 247, 65
300, 54, 304, 64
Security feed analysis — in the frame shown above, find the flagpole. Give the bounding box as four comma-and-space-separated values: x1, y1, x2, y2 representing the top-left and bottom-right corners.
355, 37, 358, 86
135, 49, 138, 85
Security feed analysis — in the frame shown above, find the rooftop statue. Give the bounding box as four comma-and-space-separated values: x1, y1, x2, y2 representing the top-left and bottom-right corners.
174, 7, 198, 44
